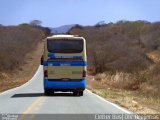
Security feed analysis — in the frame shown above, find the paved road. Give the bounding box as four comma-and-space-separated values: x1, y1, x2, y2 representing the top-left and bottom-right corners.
0, 66, 134, 120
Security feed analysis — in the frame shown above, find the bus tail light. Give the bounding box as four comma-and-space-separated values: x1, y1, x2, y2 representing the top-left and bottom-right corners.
44, 70, 48, 77
83, 69, 86, 77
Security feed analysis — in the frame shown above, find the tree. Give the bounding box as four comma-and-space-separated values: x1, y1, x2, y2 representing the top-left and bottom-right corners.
19, 23, 30, 27
30, 20, 42, 27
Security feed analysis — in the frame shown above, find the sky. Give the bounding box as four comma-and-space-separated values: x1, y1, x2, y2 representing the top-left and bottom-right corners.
0, 0, 160, 27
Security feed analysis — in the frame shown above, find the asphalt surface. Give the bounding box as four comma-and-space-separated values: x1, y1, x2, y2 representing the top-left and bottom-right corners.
0, 66, 135, 120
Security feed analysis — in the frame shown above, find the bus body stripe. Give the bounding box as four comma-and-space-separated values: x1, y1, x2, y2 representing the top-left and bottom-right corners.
48, 53, 55, 58
48, 53, 82, 59
43, 61, 87, 66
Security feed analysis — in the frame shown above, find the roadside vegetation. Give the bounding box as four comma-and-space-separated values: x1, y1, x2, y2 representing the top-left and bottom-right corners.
69, 20, 160, 114
0, 22, 50, 92
1, 20, 160, 114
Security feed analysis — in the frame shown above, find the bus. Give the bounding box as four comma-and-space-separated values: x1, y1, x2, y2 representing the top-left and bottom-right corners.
41, 35, 87, 96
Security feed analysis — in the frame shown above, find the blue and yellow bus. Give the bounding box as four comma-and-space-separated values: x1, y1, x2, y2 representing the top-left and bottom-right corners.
41, 35, 87, 96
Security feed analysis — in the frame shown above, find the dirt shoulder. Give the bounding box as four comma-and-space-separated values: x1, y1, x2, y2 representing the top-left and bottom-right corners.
87, 75, 160, 114
0, 42, 43, 92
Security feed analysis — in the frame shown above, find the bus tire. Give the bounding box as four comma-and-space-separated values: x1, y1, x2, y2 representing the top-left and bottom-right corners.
79, 91, 83, 96
44, 89, 51, 96
73, 91, 78, 96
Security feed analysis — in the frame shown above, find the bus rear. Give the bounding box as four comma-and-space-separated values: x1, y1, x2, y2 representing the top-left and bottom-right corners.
42, 35, 87, 96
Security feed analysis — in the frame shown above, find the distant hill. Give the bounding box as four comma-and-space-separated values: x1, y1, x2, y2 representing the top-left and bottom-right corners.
51, 24, 76, 34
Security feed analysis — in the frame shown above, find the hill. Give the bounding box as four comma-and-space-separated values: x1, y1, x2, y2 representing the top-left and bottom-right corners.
69, 20, 160, 113
70, 21, 160, 73
51, 24, 76, 34
0, 25, 50, 91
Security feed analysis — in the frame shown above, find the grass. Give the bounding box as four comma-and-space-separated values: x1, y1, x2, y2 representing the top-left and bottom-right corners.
90, 88, 160, 114
87, 75, 160, 114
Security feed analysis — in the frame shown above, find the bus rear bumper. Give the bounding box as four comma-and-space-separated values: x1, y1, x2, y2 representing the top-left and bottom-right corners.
44, 78, 86, 91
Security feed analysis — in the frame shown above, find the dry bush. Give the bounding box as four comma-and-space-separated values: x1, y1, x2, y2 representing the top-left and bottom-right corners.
109, 72, 139, 90
95, 73, 106, 81
148, 62, 160, 76
0, 26, 46, 72
70, 21, 160, 96
140, 82, 159, 97
139, 62, 160, 97
94, 72, 139, 90
69, 21, 159, 74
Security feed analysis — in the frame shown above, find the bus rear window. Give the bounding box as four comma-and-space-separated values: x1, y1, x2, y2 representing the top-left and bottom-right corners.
47, 39, 83, 53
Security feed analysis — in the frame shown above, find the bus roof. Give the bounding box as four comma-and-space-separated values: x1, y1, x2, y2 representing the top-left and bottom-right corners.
47, 34, 83, 39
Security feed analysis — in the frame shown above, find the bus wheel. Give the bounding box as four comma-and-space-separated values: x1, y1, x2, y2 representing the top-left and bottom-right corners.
73, 91, 78, 96
44, 89, 51, 96
79, 91, 83, 96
